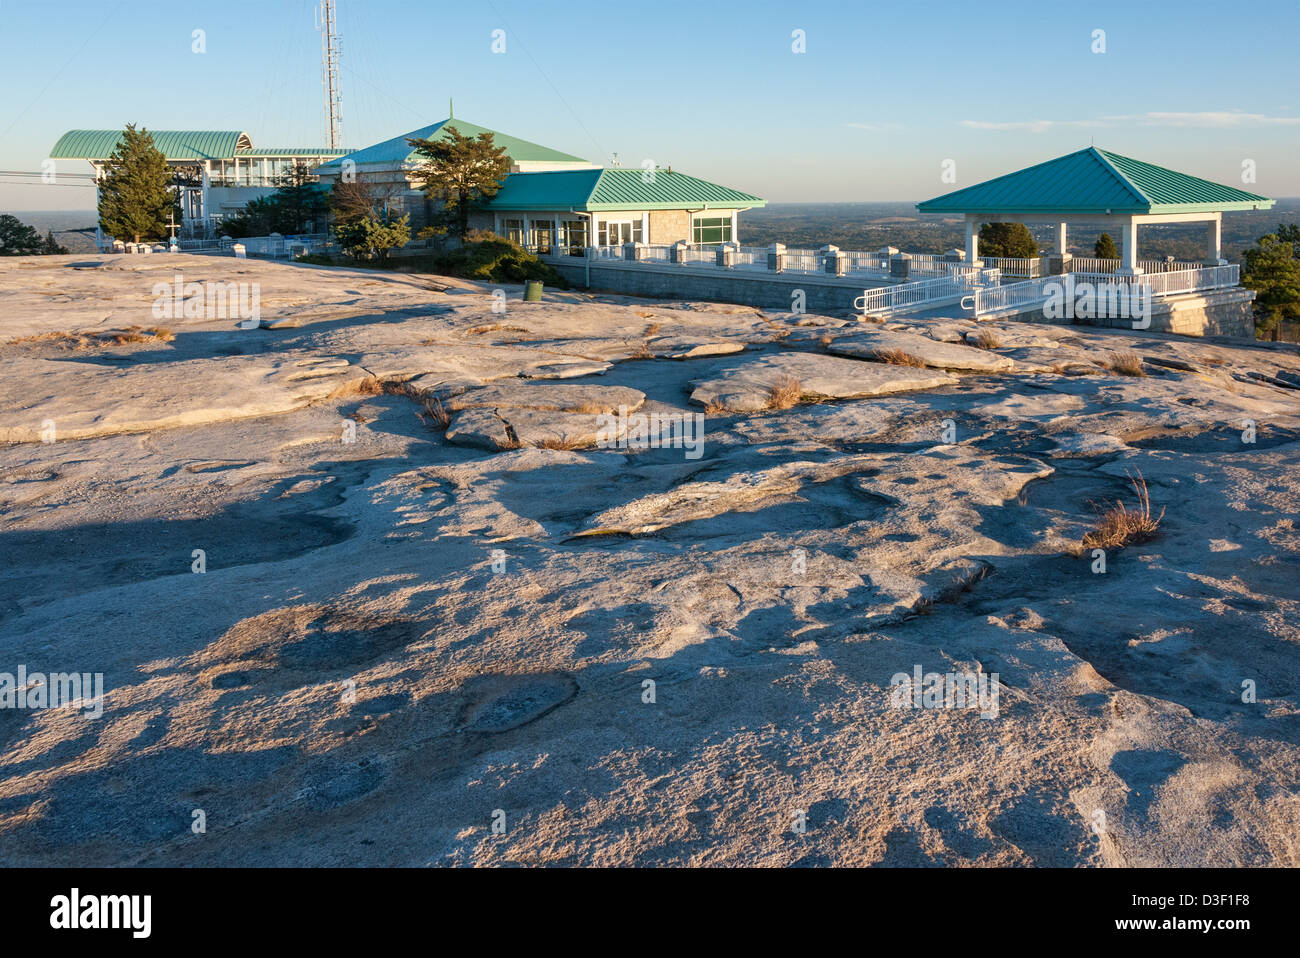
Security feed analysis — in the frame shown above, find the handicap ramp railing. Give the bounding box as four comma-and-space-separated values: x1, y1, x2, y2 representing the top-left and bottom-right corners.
960, 265, 1242, 318
855, 268, 1000, 317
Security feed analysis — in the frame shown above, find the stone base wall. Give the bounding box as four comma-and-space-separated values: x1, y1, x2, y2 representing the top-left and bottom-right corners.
545, 258, 890, 313
1007, 288, 1257, 339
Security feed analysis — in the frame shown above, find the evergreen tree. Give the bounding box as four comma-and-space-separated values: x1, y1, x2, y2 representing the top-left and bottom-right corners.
97, 124, 179, 243
42, 230, 69, 254
978, 222, 1039, 259
1094, 232, 1119, 259
1242, 228, 1300, 337
0, 214, 46, 255
408, 126, 511, 241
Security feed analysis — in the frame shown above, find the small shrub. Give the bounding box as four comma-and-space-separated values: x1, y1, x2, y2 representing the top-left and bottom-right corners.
1080, 470, 1165, 551
1106, 350, 1146, 376
766, 375, 802, 410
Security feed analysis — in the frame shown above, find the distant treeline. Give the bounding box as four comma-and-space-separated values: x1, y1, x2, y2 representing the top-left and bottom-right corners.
740, 200, 1300, 261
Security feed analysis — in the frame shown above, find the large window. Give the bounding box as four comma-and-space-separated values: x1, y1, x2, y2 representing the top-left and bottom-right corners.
502, 218, 525, 245
529, 218, 555, 254
597, 218, 643, 246
692, 215, 732, 245
559, 219, 588, 254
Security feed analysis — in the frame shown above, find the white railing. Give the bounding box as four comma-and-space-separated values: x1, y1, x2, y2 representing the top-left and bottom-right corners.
1072, 265, 1239, 297
1069, 256, 1205, 274
680, 247, 717, 265
963, 265, 1241, 317
961, 275, 1059, 315
855, 268, 1000, 315
781, 248, 823, 273
841, 251, 890, 274
734, 247, 770, 269
980, 255, 1044, 278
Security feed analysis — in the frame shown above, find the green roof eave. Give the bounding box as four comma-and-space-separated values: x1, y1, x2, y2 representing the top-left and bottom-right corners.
582, 200, 767, 211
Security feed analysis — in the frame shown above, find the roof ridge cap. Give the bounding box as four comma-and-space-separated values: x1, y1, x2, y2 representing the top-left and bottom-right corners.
1091, 147, 1152, 208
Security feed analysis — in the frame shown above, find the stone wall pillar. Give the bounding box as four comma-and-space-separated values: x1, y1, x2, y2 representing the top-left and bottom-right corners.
821, 244, 845, 276
768, 242, 786, 273
1047, 252, 1073, 275
716, 242, 737, 268
670, 240, 689, 264
890, 253, 911, 280
625, 241, 648, 262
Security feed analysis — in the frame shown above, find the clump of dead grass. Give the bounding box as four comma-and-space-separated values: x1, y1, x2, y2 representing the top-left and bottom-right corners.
704, 398, 731, 415
535, 435, 586, 451
1079, 470, 1165, 552
417, 394, 452, 431
7, 326, 174, 349
972, 328, 1001, 350
328, 376, 384, 400
872, 347, 926, 367
1106, 350, 1146, 377
766, 375, 802, 410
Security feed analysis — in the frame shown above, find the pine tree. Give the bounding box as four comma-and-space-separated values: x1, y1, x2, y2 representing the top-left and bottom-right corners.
0, 214, 45, 255
978, 222, 1039, 259
97, 124, 179, 244
408, 126, 511, 241
42, 230, 68, 254
1094, 232, 1120, 259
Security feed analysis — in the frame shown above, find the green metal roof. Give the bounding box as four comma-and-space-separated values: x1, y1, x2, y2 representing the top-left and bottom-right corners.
316, 117, 588, 171
917, 147, 1273, 215
236, 147, 347, 157
51, 130, 249, 161
50, 129, 346, 161
488, 168, 766, 211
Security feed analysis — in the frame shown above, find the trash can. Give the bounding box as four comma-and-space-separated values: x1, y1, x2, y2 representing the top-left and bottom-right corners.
523, 280, 543, 302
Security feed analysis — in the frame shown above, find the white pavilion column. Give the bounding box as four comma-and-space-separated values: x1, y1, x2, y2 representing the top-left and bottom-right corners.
1206, 214, 1224, 265
1055, 222, 1068, 254
1117, 218, 1143, 275
964, 215, 981, 265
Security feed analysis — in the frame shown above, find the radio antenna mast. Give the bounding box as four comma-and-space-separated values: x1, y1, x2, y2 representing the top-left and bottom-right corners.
318, 0, 344, 150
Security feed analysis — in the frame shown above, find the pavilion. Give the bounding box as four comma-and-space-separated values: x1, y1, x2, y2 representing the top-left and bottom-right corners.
917, 148, 1273, 273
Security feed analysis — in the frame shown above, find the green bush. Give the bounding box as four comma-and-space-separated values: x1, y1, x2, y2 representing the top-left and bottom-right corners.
429, 236, 568, 288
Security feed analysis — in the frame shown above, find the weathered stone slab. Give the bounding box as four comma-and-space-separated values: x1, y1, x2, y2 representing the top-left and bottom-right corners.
689, 352, 956, 412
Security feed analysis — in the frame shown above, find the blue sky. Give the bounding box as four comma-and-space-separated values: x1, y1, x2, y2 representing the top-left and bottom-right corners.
2, 0, 1299, 210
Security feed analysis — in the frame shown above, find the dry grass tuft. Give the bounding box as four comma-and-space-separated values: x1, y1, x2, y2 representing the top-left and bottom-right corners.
972, 328, 1001, 350
329, 376, 383, 399
818, 332, 834, 350
418, 395, 452, 431
766, 375, 802, 410
466, 323, 528, 336
872, 347, 926, 367
535, 435, 586, 451
704, 398, 730, 415
7, 326, 175, 349
1080, 470, 1165, 552
1106, 350, 1146, 377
